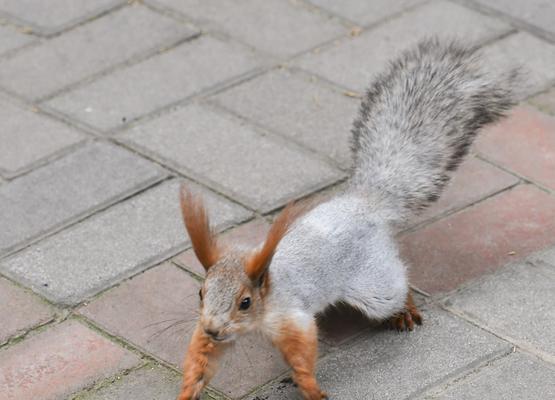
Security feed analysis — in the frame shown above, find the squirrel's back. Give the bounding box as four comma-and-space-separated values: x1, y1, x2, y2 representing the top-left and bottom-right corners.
350, 39, 517, 221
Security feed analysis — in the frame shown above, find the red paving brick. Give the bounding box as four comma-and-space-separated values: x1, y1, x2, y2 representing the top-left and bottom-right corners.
173, 218, 270, 276
210, 333, 287, 398
400, 185, 555, 294
0, 277, 54, 345
80, 263, 200, 367
79, 262, 287, 398
0, 320, 140, 400
476, 106, 555, 191
409, 156, 519, 227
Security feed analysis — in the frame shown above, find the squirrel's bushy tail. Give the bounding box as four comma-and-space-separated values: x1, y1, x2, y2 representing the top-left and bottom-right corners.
350, 38, 517, 221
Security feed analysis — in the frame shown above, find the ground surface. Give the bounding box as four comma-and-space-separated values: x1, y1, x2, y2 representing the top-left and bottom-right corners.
0, 1, 554, 399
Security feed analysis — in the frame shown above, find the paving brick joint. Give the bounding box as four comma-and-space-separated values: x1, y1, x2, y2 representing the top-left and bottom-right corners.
0, 1, 554, 399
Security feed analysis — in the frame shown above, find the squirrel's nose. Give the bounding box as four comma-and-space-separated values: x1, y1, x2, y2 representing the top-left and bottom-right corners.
204, 328, 220, 338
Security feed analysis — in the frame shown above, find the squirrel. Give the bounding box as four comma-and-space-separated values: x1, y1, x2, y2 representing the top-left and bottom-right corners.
176, 38, 517, 400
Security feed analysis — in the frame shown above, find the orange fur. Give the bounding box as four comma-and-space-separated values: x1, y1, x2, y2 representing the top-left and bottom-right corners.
245, 202, 306, 281
180, 186, 220, 270
177, 323, 227, 400
273, 320, 327, 400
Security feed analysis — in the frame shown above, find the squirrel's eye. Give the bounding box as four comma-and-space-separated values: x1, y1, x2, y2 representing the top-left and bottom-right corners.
239, 297, 251, 310
198, 289, 203, 301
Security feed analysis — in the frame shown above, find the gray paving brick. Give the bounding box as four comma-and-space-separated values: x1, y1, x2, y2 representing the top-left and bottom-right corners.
45, 35, 265, 132
0, 24, 34, 57
529, 87, 555, 115
0, 142, 166, 256
152, 0, 346, 57
534, 245, 555, 268
307, 0, 425, 26
0, 0, 124, 35
480, 32, 555, 98
249, 307, 509, 400
79, 365, 181, 400
475, 0, 555, 37
0, 179, 250, 305
120, 103, 343, 212
419, 352, 555, 400
0, 5, 196, 100
444, 261, 555, 358
294, 1, 511, 92
213, 68, 359, 169
0, 97, 84, 177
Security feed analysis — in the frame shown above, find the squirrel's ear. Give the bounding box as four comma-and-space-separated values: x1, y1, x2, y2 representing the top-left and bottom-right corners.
179, 185, 220, 271
245, 202, 305, 283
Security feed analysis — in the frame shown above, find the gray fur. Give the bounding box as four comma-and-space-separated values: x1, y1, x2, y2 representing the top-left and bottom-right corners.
263, 39, 517, 329
351, 38, 517, 220
265, 196, 408, 329
204, 256, 246, 317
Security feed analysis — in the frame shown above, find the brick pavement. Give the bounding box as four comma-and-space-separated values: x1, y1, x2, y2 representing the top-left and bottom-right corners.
0, 1, 554, 399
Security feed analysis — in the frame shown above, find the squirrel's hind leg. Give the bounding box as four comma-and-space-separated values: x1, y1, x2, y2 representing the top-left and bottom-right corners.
386, 292, 423, 332
272, 316, 327, 400
342, 280, 422, 331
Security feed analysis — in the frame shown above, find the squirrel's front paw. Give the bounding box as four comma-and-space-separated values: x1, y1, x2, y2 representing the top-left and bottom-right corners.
176, 393, 199, 400
303, 388, 328, 400
177, 385, 202, 400
177, 394, 200, 400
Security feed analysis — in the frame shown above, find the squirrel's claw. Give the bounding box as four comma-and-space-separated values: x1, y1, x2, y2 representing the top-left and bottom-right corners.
387, 306, 423, 332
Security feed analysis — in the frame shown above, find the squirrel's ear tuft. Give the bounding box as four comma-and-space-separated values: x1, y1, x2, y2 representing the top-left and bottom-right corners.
245, 202, 306, 282
179, 185, 220, 271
